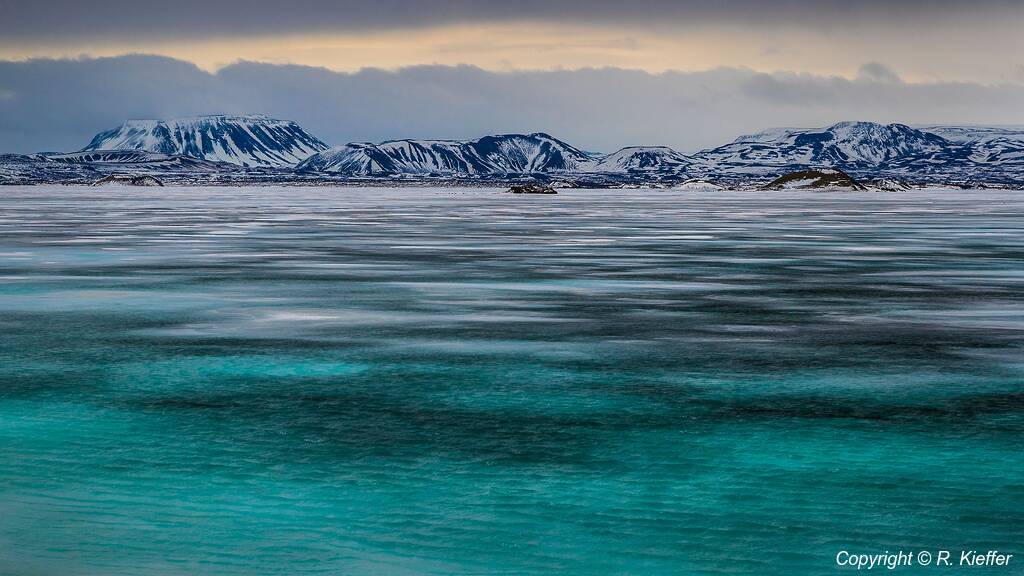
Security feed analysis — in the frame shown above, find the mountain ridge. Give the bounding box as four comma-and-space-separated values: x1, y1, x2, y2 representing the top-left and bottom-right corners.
694, 121, 958, 171
297, 133, 596, 175
5, 118, 1024, 187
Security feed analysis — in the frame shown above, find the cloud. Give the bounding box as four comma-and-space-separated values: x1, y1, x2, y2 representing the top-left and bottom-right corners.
857, 62, 902, 83
1, 1, 1019, 43
1, 55, 1023, 154
3, 3, 1022, 85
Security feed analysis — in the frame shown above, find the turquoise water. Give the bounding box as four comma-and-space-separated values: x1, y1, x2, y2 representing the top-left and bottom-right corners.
0, 186, 1022, 575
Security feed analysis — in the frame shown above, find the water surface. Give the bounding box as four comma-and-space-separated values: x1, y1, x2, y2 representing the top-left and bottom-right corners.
1, 186, 1022, 574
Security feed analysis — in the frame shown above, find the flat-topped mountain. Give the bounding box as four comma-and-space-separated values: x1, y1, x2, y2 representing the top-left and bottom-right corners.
82, 115, 328, 168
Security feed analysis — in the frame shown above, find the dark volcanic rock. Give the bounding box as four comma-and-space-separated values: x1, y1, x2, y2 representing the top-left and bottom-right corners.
761, 169, 865, 191
863, 178, 914, 191
93, 175, 164, 187
507, 183, 557, 194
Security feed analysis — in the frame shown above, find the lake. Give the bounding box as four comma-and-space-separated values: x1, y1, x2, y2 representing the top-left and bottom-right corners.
1, 186, 1022, 574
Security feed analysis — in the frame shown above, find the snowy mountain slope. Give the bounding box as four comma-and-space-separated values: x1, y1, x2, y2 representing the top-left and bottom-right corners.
47, 150, 228, 170
695, 121, 956, 171
295, 140, 494, 175
473, 133, 595, 172
920, 125, 1024, 144
82, 115, 328, 167
1, 149, 241, 185
592, 146, 694, 172
297, 133, 594, 175
919, 125, 1024, 166
294, 143, 402, 175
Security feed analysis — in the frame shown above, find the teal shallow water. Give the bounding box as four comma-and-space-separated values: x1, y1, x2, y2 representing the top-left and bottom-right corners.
0, 186, 1022, 574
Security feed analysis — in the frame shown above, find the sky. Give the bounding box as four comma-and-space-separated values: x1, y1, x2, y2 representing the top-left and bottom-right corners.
1, 0, 1023, 153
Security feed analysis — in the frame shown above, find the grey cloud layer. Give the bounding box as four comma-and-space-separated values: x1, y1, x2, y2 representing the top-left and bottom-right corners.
1, 55, 1023, 154
1, 0, 1019, 42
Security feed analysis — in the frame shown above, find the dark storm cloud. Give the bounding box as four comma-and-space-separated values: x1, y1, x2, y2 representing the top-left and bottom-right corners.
1, 55, 1023, 154
0, 0, 1019, 42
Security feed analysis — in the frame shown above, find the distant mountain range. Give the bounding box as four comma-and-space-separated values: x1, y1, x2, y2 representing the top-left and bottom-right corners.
696, 121, 954, 170
3, 115, 1023, 187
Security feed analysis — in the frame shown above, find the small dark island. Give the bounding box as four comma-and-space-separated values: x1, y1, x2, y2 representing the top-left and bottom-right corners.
93, 175, 164, 187
507, 183, 557, 194
761, 169, 865, 191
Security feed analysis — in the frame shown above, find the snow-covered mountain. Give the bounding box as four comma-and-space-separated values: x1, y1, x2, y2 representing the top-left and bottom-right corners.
592, 146, 695, 173
297, 133, 594, 175
7, 117, 1024, 187
682, 120, 1024, 185
82, 115, 328, 167
695, 121, 955, 171
919, 125, 1024, 166
920, 125, 1024, 144
298, 135, 702, 177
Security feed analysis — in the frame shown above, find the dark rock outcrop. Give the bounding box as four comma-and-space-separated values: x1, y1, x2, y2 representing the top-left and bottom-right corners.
93, 175, 164, 187
507, 183, 557, 194
761, 169, 865, 191
863, 178, 913, 191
